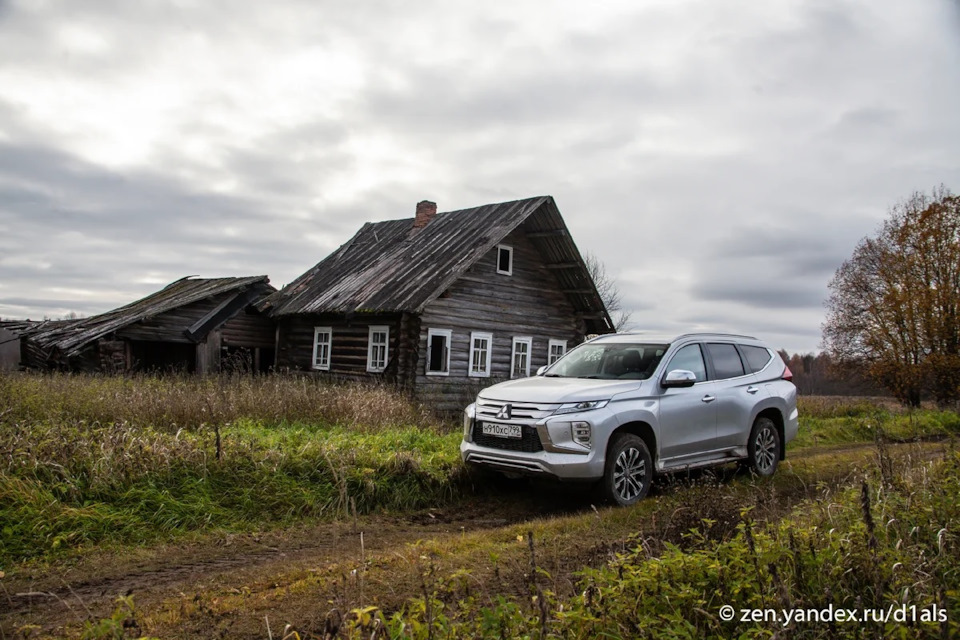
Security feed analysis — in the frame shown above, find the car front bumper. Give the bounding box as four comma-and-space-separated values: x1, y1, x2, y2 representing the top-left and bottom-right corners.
460, 407, 617, 480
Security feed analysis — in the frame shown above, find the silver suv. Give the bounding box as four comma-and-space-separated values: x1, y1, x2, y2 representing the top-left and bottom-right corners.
460, 332, 798, 506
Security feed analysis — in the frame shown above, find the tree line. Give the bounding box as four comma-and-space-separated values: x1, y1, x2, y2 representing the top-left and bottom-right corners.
777, 350, 887, 397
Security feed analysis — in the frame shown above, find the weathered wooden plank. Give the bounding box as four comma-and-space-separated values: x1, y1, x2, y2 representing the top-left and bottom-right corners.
221, 310, 274, 348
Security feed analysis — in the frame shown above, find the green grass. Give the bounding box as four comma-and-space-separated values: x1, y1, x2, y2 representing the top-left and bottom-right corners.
791, 402, 960, 449
337, 447, 960, 639
2, 373, 959, 571
0, 418, 464, 564
0, 371, 467, 566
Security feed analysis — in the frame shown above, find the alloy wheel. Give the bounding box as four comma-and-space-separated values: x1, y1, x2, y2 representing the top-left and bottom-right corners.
613, 446, 647, 502
754, 427, 777, 473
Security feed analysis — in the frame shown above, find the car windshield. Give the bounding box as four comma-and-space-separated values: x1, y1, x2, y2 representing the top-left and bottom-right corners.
545, 343, 669, 379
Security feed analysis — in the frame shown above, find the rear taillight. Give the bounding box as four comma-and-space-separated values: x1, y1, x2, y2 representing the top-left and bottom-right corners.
782, 364, 794, 382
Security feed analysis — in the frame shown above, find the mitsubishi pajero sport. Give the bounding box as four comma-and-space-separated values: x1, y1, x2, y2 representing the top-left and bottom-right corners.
460, 332, 798, 506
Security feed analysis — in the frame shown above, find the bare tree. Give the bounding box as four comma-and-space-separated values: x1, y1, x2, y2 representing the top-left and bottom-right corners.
822, 186, 960, 407
583, 251, 634, 331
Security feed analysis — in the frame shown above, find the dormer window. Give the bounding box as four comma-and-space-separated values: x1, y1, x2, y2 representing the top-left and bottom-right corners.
496, 245, 513, 275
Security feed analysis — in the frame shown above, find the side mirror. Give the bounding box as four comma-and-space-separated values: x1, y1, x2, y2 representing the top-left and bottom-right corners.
661, 369, 697, 388
536, 365, 548, 376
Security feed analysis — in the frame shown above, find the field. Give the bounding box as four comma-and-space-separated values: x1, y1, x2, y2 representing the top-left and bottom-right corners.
1, 373, 959, 638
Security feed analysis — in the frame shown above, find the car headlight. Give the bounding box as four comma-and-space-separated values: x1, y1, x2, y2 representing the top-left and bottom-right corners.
554, 400, 609, 415
463, 403, 476, 441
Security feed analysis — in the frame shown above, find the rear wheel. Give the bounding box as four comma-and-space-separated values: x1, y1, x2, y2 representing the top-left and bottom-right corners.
747, 417, 780, 476
600, 434, 652, 506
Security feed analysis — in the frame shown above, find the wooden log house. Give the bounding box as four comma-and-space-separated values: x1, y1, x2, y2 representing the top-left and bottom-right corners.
262, 196, 614, 412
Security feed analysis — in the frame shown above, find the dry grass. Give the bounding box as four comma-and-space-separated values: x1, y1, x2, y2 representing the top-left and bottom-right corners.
0, 372, 464, 565
0, 371, 438, 432
797, 394, 909, 418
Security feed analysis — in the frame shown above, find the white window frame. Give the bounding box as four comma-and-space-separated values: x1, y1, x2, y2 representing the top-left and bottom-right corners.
469, 331, 493, 378
496, 244, 513, 275
511, 336, 532, 379
548, 339, 567, 365
312, 327, 332, 371
426, 328, 452, 376
366, 325, 390, 373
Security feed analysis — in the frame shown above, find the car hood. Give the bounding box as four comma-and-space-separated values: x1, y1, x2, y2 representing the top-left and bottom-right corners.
477, 376, 644, 404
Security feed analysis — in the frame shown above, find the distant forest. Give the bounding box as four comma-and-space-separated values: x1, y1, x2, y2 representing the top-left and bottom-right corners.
777, 350, 888, 397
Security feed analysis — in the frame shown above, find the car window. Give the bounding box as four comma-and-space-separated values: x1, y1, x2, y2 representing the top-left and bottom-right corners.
706, 343, 746, 379
739, 344, 772, 373
665, 344, 707, 382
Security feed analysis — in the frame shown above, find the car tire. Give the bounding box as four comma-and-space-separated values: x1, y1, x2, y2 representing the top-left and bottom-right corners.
747, 416, 780, 477
600, 434, 652, 506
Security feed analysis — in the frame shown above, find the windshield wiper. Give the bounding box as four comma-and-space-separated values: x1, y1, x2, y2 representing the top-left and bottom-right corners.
578, 375, 603, 379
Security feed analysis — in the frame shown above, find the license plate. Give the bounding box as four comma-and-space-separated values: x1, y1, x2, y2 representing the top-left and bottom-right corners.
481, 422, 522, 439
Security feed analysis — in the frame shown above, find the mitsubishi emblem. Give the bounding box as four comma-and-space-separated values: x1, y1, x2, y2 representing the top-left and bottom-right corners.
495, 404, 512, 420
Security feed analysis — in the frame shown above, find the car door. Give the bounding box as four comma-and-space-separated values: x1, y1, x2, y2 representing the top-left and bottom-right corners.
656, 342, 718, 466
704, 342, 759, 451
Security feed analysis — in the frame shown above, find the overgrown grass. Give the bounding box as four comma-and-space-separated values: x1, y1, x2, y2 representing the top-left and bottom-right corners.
0, 372, 465, 566
797, 395, 908, 419
0, 418, 465, 564
2, 372, 959, 573
137, 442, 891, 637
319, 446, 960, 639
792, 397, 960, 449
2, 420, 468, 565
0, 371, 434, 431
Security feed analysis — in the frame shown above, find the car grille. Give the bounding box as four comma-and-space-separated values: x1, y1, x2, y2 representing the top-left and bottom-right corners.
472, 423, 544, 452
475, 398, 560, 421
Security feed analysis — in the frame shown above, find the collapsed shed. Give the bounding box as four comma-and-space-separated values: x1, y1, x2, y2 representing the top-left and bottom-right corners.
21, 276, 276, 374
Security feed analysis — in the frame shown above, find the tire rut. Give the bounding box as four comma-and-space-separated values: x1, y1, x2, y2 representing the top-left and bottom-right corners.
2, 494, 566, 625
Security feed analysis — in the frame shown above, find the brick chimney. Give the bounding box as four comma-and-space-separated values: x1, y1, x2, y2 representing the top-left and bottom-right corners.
412, 200, 437, 232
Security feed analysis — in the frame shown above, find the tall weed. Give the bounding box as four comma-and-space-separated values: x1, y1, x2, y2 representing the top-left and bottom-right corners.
354, 449, 960, 639
1, 419, 465, 563
0, 372, 435, 432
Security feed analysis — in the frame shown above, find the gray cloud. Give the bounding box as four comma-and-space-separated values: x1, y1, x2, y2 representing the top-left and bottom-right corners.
0, 0, 958, 353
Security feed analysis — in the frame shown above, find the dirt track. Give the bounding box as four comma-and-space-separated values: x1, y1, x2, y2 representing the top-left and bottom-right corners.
2, 486, 592, 635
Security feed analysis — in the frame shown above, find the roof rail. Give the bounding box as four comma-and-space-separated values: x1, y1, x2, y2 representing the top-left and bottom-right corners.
671, 332, 758, 341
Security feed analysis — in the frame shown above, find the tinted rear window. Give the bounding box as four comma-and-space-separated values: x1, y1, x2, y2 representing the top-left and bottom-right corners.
740, 345, 772, 373
706, 343, 745, 379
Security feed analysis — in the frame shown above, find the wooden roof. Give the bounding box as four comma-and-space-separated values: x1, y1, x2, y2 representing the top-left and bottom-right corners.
263, 196, 613, 334
24, 276, 274, 356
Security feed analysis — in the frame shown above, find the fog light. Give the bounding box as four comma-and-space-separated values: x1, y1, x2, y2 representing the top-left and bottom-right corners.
571, 421, 592, 448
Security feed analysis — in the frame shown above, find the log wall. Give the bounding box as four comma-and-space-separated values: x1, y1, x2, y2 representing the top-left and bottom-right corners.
275, 312, 407, 382
415, 227, 583, 412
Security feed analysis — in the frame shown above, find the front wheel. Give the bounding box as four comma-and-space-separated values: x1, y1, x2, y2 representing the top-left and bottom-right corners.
600, 434, 652, 506
747, 417, 780, 476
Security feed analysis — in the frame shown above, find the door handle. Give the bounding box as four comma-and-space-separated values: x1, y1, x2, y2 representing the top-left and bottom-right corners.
701, 395, 716, 403
746, 386, 759, 394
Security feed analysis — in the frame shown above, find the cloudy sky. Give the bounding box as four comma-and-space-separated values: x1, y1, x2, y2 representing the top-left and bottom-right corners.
1, 0, 958, 353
